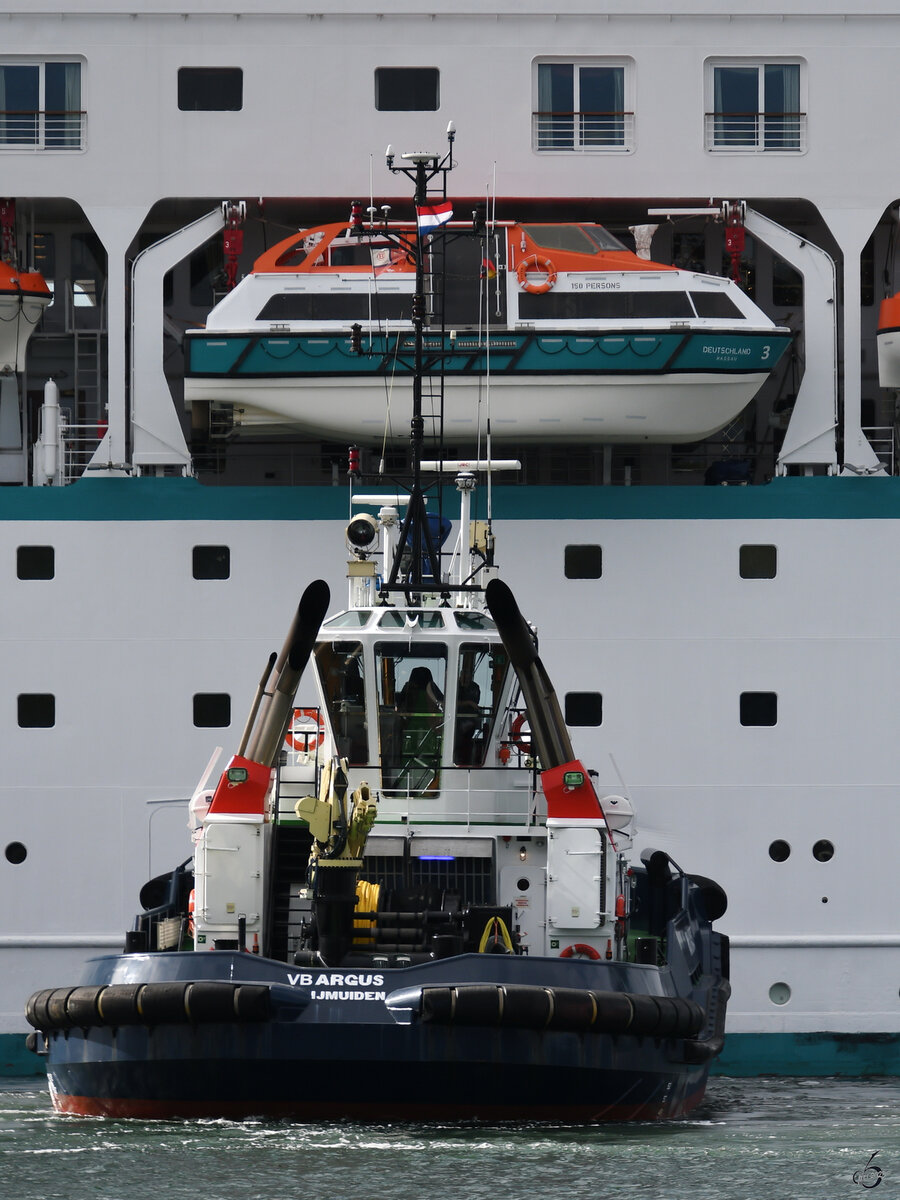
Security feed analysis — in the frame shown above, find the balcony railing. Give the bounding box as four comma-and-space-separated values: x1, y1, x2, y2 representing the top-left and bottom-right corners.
705, 111, 806, 152
0, 111, 85, 150
533, 110, 634, 152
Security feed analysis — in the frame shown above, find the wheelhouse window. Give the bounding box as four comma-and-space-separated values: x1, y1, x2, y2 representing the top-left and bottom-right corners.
534, 59, 633, 152
375, 644, 447, 796
178, 68, 243, 112
706, 60, 805, 152
315, 640, 368, 765
375, 67, 439, 111
453, 643, 510, 767
0, 60, 82, 149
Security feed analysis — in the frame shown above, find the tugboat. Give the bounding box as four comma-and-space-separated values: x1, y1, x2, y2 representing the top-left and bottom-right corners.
26, 136, 730, 1122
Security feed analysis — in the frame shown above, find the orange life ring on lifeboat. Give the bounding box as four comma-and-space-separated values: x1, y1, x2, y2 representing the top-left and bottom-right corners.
510, 712, 531, 752
516, 254, 557, 295
285, 707, 325, 752
559, 943, 602, 960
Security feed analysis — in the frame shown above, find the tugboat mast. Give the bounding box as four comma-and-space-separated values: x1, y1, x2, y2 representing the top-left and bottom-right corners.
353, 126, 457, 601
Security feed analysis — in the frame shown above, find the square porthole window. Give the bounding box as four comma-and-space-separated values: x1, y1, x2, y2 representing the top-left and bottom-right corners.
564, 544, 602, 579
740, 692, 777, 726
193, 545, 230, 580
17, 545, 55, 579
18, 693, 55, 727
565, 692, 603, 726
740, 544, 776, 578
178, 67, 243, 111
193, 693, 231, 728
374, 67, 439, 111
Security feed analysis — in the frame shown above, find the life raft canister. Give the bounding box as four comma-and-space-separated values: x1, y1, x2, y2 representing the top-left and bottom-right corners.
285, 707, 325, 752
516, 254, 557, 294
559, 943, 602, 960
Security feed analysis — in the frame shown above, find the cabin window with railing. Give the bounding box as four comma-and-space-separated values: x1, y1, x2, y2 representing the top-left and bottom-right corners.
533, 59, 634, 153
0, 60, 83, 150
705, 59, 806, 152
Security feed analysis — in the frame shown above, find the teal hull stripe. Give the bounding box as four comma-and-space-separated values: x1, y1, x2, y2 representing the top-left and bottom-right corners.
712, 1032, 900, 1077
4, 476, 900, 522
3, 1031, 898, 1078
186, 329, 791, 378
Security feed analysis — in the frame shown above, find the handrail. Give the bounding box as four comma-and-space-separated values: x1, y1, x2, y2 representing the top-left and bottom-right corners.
705, 111, 806, 152
533, 110, 634, 151
0, 110, 85, 149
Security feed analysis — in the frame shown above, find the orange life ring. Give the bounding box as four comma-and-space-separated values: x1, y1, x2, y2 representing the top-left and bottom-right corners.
559, 943, 602, 960
285, 707, 325, 752
510, 712, 531, 752
188, 888, 195, 937
516, 254, 557, 294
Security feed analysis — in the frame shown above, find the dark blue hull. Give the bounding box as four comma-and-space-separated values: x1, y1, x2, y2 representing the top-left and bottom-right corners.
35, 950, 729, 1122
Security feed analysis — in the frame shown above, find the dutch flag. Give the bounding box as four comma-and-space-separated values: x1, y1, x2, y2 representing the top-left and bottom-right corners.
416, 200, 453, 236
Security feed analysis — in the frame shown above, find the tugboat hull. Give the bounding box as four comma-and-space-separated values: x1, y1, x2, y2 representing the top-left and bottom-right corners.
33, 949, 728, 1123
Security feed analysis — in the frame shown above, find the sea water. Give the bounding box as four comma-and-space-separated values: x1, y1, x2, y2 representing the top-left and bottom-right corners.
1, 1076, 897, 1200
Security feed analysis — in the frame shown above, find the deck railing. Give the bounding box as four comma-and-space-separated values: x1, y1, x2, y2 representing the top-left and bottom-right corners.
0, 111, 85, 149
533, 110, 634, 151
705, 111, 806, 152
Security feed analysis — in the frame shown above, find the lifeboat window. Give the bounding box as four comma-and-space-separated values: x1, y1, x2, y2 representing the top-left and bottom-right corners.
375, 644, 447, 796
16, 545, 54, 580
740, 692, 777, 726
739, 544, 777, 579
192, 545, 230, 580
193, 694, 231, 728
4, 842, 26, 865
690, 291, 745, 319
564, 692, 603, 726
378, 611, 445, 628
17, 694, 55, 728
454, 643, 510, 766
255, 293, 412, 322
328, 244, 393, 267
630, 292, 694, 319
374, 67, 439, 112
517, 290, 692, 320
519, 225, 627, 255
565, 544, 602, 579
314, 640, 368, 764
